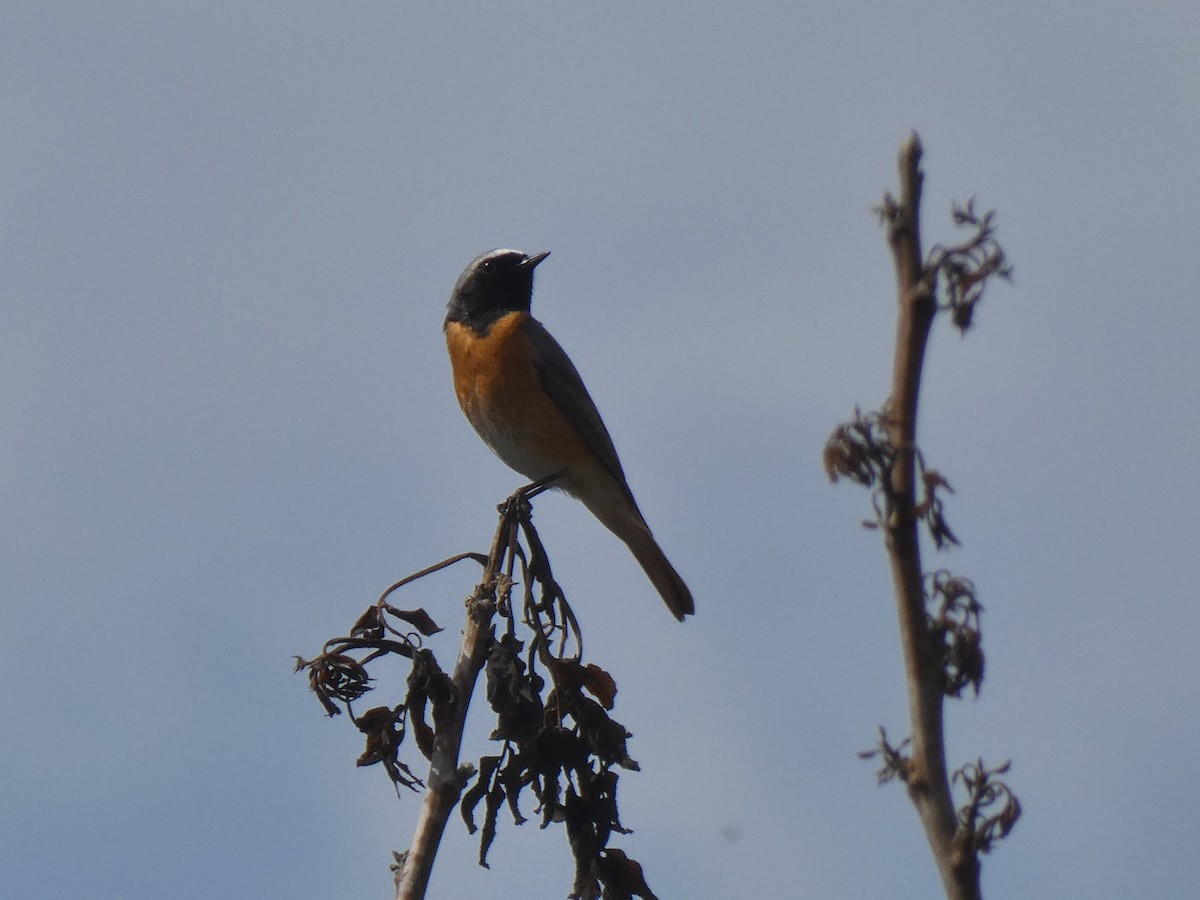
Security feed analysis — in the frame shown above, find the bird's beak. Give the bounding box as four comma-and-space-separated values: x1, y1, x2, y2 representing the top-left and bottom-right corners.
520, 251, 551, 270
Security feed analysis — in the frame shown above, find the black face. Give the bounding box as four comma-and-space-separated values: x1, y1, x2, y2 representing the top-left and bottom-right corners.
445, 249, 549, 331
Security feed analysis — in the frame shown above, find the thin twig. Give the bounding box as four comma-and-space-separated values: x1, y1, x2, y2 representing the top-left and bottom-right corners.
378, 552, 490, 606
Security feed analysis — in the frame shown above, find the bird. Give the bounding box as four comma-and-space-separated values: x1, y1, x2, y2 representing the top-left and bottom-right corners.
444, 248, 694, 621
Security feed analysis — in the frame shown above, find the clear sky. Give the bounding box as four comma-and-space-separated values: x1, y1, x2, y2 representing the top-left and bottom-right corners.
4, 3, 1199, 898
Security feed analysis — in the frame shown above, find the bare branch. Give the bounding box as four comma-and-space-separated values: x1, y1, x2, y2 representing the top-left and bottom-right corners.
880, 132, 982, 900
828, 133, 1018, 899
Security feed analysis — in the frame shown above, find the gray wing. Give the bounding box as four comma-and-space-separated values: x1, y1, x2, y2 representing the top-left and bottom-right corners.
522, 317, 637, 504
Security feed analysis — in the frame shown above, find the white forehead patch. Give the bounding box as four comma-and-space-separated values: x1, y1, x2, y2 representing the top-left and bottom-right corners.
477, 248, 526, 264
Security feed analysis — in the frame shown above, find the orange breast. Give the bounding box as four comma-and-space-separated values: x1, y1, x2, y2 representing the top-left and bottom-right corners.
446, 312, 593, 481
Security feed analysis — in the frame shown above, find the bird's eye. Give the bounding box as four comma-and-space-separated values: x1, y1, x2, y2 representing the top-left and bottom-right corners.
480, 259, 495, 272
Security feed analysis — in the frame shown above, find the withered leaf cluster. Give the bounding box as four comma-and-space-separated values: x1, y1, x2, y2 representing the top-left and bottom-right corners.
954, 758, 1021, 854
465, 634, 647, 899
297, 488, 659, 899
459, 494, 654, 900
354, 704, 423, 794
294, 601, 449, 796
915, 468, 959, 550
823, 406, 891, 491
858, 726, 913, 786
822, 409, 959, 549
926, 570, 984, 698
935, 198, 1013, 333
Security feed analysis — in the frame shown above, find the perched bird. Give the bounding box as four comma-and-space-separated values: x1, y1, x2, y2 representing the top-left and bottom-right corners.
444, 248, 694, 621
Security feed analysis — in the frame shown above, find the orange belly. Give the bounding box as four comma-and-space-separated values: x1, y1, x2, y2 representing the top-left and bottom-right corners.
446, 312, 594, 482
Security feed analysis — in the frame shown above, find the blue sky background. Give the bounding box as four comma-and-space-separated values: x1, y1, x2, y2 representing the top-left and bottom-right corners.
4, 3, 1199, 898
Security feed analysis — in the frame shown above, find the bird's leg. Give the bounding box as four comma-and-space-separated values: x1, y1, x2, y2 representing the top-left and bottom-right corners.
517, 471, 565, 501
495, 471, 564, 518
